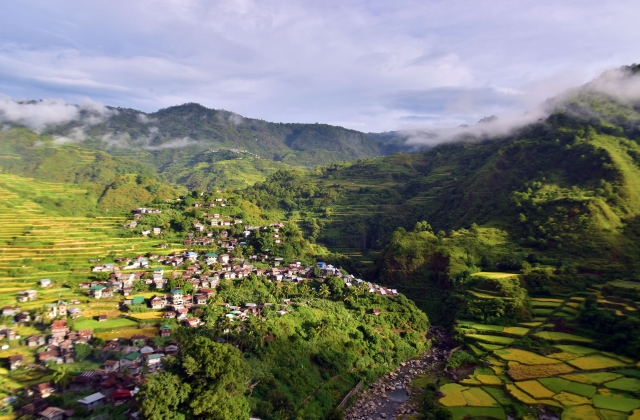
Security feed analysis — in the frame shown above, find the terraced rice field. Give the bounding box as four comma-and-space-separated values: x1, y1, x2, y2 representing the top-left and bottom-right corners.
0, 173, 177, 307
450, 293, 640, 419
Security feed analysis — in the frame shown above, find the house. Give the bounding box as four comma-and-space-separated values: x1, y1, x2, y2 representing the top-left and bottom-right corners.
8, 354, 23, 370
38, 407, 68, 420
27, 335, 46, 347
90, 285, 105, 299
68, 307, 82, 319
5, 329, 16, 340
171, 289, 183, 305
110, 388, 132, 405
78, 329, 93, 342
78, 392, 106, 411
101, 288, 113, 298
195, 294, 208, 305
17, 289, 37, 302
164, 343, 179, 355
153, 227, 162, 235
103, 360, 119, 372
163, 311, 176, 319
130, 335, 147, 347
40, 279, 51, 288
159, 325, 172, 337
372, 308, 381, 316
15, 312, 31, 323
185, 317, 199, 327
57, 302, 67, 317
147, 353, 163, 367
218, 254, 230, 264
154, 278, 167, 289
98, 315, 108, 322
44, 304, 57, 319
150, 297, 165, 309
33, 382, 55, 398
50, 321, 69, 339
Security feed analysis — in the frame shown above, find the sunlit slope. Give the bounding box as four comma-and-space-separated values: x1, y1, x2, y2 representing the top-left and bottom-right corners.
0, 173, 168, 294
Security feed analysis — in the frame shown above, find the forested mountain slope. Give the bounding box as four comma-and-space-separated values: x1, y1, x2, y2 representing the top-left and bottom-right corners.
240, 67, 640, 319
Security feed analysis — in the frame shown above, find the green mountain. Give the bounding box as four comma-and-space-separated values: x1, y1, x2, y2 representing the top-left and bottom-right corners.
238, 66, 640, 320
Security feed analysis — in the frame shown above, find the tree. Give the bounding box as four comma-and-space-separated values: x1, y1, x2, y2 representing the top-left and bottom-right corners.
326, 276, 344, 298
182, 337, 250, 419
52, 365, 73, 395
282, 282, 294, 298
182, 281, 195, 296
74, 342, 92, 362
139, 373, 191, 420
318, 283, 330, 305
132, 279, 148, 293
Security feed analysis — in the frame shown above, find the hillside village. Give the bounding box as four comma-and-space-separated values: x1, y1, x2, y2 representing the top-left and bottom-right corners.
0, 200, 400, 419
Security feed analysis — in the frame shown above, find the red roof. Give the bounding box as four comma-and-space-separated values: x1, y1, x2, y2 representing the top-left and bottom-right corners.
110, 388, 132, 400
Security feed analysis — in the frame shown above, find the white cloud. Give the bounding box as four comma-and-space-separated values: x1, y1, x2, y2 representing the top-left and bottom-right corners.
0, 0, 638, 131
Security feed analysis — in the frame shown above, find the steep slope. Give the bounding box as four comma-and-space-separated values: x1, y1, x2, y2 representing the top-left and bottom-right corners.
0, 128, 181, 213
241, 68, 640, 281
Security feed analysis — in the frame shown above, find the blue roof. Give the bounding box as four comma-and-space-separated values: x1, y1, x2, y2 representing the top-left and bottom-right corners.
205, 253, 218, 257
171, 288, 182, 295
187, 252, 197, 256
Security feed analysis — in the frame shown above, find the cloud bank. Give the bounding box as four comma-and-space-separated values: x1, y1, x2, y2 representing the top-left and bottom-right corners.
0, 0, 638, 132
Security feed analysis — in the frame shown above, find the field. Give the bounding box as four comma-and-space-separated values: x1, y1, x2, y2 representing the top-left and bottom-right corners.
0, 173, 181, 393
448, 296, 640, 419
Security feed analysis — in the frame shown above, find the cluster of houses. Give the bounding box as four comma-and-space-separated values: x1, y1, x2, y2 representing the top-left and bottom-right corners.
7, 321, 174, 418
7, 320, 93, 370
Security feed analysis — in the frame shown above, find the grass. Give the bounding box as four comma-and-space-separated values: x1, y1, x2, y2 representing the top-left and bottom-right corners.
567, 354, 629, 370
482, 387, 512, 405
514, 380, 555, 399
447, 406, 506, 420
72, 318, 139, 331
505, 383, 536, 404
470, 272, 519, 279
593, 395, 640, 412
95, 327, 159, 341
552, 392, 591, 407
561, 372, 623, 385
466, 334, 514, 345
461, 387, 500, 407
534, 332, 594, 343
508, 362, 574, 380
494, 349, 562, 365
561, 405, 600, 420
554, 345, 600, 356
439, 383, 469, 407
604, 378, 640, 393
502, 327, 530, 336
537, 377, 570, 393
476, 375, 503, 386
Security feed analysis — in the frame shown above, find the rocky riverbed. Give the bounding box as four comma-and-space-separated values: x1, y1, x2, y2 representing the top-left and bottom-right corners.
344, 327, 453, 420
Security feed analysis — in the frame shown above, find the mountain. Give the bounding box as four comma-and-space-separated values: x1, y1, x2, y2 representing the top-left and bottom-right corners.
237, 66, 640, 321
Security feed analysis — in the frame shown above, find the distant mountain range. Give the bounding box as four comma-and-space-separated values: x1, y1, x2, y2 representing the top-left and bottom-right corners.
25, 102, 416, 165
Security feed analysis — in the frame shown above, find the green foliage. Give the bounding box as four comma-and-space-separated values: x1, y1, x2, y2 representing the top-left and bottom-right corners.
446, 351, 476, 368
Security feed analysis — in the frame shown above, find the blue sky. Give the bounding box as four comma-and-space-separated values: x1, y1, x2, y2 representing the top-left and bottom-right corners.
0, 0, 639, 132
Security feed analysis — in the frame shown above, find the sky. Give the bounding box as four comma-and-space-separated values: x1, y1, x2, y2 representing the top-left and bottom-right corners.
0, 0, 639, 133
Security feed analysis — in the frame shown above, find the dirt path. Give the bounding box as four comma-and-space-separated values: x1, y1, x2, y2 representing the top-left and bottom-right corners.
344, 327, 453, 420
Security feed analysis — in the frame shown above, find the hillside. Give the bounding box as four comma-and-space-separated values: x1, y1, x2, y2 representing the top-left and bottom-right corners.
239, 68, 640, 314
0, 128, 182, 213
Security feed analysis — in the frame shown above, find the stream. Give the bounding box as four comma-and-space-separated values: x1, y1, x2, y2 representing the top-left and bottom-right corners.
344, 326, 454, 420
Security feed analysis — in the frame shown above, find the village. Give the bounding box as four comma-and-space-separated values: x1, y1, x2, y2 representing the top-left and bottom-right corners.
1, 208, 399, 419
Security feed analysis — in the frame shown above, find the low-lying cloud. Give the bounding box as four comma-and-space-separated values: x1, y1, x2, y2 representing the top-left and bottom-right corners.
0, 97, 116, 133
402, 67, 640, 147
